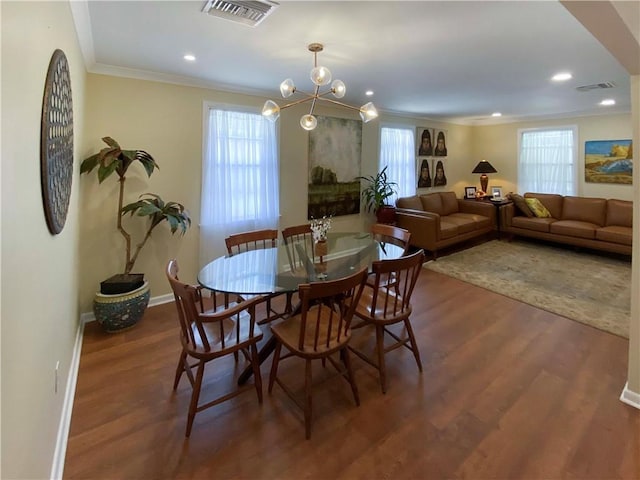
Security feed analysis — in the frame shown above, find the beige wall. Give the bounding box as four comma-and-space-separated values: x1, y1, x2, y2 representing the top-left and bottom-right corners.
79, 74, 474, 313
1, 2, 86, 478
472, 113, 633, 200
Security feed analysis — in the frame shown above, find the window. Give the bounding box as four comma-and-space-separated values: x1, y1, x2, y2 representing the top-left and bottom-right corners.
518, 126, 577, 195
200, 105, 280, 264
379, 126, 416, 203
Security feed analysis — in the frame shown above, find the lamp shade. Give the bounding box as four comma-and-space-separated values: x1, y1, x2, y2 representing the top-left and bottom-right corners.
472, 160, 497, 174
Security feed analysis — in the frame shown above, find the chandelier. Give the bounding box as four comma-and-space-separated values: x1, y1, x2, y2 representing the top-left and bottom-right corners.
261, 43, 379, 130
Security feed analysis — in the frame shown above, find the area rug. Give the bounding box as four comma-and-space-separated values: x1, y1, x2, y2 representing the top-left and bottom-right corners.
423, 240, 631, 338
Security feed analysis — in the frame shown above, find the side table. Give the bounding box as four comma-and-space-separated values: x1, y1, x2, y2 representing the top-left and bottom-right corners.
463, 197, 512, 239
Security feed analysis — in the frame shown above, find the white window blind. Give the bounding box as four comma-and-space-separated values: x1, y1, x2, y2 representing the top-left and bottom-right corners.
518, 127, 577, 195
200, 106, 280, 264
379, 126, 416, 203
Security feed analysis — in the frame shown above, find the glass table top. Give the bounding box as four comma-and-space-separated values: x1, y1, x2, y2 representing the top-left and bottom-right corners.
197, 231, 405, 295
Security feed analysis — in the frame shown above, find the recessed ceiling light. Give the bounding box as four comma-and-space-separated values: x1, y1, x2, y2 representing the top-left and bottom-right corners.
491, 112, 502, 117
552, 72, 572, 81
600, 99, 616, 106
365, 90, 374, 96
183, 54, 196, 62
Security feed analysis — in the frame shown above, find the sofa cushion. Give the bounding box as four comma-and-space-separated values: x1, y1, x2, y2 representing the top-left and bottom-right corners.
440, 192, 459, 216
508, 193, 534, 217
439, 220, 459, 239
443, 214, 476, 234
525, 198, 551, 218
596, 226, 632, 245
606, 199, 632, 227
524, 193, 563, 219
448, 212, 492, 230
512, 216, 555, 232
549, 220, 597, 239
420, 193, 443, 215
396, 195, 423, 211
561, 196, 606, 226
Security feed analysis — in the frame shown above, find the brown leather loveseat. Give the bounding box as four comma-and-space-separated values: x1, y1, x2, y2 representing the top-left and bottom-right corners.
501, 192, 632, 255
395, 192, 496, 258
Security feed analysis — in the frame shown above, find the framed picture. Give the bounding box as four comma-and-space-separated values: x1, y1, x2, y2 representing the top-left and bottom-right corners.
491, 186, 503, 198
417, 128, 434, 156
417, 157, 432, 188
585, 139, 633, 184
465, 186, 477, 199
434, 129, 448, 157
432, 158, 447, 187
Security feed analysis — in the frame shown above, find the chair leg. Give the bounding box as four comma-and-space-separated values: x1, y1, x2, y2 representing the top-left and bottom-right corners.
173, 350, 187, 390
268, 342, 282, 393
341, 348, 360, 406
404, 318, 423, 372
375, 325, 388, 394
250, 343, 263, 404
186, 361, 206, 437
304, 358, 313, 440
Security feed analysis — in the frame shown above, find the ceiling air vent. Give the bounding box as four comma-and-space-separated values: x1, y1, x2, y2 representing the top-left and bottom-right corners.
201, 0, 279, 27
575, 81, 616, 92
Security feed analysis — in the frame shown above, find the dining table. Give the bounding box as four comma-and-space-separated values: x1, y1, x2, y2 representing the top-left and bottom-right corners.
197, 231, 406, 384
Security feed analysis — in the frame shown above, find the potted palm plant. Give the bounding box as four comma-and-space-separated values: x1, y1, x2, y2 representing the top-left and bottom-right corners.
357, 166, 398, 224
81, 137, 191, 332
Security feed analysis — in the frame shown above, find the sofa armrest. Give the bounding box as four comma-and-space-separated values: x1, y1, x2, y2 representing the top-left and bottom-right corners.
501, 203, 516, 227
395, 210, 440, 250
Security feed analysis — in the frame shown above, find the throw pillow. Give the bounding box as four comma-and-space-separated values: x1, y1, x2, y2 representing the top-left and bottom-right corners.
508, 193, 534, 217
525, 197, 552, 218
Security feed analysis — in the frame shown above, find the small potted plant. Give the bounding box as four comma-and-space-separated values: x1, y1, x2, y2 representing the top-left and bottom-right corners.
81, 137, 191, 332
357, 165, 398, 224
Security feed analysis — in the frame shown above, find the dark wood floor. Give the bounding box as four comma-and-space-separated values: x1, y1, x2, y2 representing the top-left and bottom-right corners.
64, 269, 640, 479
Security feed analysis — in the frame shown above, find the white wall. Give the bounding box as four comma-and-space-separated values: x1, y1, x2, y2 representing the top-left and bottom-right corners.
1, 1, 86, 478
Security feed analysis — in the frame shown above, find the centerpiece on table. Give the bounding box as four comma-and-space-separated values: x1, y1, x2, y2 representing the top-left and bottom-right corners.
310, 215, 332, 261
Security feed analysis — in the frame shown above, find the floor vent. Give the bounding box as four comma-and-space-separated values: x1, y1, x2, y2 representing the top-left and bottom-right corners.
201, 0, 279, 27
576, 81, 616, 92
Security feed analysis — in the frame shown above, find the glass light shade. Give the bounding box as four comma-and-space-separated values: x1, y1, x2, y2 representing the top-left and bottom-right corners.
279, 78, 296, 98
300, 114, 317, 130
262, 100, 280, 122
310, 66, 331, 86
331, 79, 346, 98
359, 102, 378, 123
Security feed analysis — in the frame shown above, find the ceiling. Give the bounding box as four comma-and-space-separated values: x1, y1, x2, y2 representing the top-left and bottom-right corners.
72, 1, 635, 125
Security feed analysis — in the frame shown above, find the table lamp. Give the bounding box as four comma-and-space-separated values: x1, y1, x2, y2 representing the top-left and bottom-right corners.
472, 159, 497, 193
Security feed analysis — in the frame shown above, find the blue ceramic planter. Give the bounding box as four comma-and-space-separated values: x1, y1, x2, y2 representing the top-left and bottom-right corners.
93, 281, 150, 333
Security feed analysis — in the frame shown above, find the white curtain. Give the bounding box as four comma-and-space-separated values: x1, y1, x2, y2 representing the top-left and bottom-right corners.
200, 107, 280, 266
518, 127, 576, 195
379, 126, 416, 203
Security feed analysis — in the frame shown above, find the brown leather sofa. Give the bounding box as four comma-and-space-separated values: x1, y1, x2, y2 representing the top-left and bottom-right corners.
501, 192, 632, 255
395, 192, 496, 258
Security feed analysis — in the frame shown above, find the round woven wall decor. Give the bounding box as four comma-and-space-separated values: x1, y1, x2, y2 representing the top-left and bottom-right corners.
40, 49, 74, 235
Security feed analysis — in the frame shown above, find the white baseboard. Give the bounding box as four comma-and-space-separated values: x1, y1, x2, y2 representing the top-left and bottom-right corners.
620, 382, 640, 410
50, 320, 85, 480
80, 291, 175, 323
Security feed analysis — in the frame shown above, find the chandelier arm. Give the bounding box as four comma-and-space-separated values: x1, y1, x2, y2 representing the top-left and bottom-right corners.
309, 85, 320, 115
318, 97, 362, 112
279, 95, 315, 110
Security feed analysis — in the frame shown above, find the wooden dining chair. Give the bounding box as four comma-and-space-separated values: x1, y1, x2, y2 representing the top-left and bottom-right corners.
281, 223, 314, 271
371, 223, 412, 255
281, 224, 314, 314
166, 260, 264, 437
225, 229, 278, 255
350, 249, 425, 394
268, 267, 368, 439
224, 228, 285, 323
368, 224, 412, 288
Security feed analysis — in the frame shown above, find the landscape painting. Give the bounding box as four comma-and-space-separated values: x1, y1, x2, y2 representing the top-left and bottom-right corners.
585, 139, 633, 184
308, 116, 362, 218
